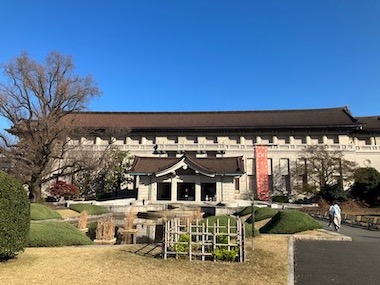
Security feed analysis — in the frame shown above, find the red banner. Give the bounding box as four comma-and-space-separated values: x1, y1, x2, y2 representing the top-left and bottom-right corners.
255, 146, 270, 201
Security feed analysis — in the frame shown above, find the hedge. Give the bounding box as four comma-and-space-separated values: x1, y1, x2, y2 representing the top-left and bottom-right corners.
245, 207, 279, 223
31, 203, 62, 220
28, 222, 93, 247
69, 203, 109, 215
259, 210, 322, 234
0, 171, 30, 260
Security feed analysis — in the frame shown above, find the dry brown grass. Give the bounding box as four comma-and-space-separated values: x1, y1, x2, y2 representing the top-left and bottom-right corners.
0, 236, 288, 285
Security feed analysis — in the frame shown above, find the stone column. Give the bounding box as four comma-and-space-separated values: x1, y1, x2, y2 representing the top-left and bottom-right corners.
195, 174, 201, 202
171, 176, 178, 202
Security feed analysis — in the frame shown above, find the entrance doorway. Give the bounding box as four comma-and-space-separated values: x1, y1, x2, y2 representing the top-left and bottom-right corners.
201, 183, 216, 201
177, 183, 195, 201
157, 183, 171, 200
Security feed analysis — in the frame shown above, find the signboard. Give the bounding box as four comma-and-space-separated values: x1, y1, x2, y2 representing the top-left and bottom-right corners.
255, 146, 270, 201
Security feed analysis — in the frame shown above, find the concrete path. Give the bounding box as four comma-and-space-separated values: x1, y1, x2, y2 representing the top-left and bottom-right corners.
294, 220, 380, 285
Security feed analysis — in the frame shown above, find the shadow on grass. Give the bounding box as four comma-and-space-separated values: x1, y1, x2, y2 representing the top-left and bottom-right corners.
122, 243, 162, 258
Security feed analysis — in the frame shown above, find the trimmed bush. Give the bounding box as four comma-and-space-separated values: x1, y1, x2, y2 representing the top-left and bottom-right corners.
259, 210, 322, 234
246, 207, 279, 223
87, 222, 98, 240
31, 203, 62, 220
69, 203, 108, 215
0, 171, 30, 260
202, 215, 259, 237
272, 195, 289, 203
28, 222, 93, 247
234, 206, 258, 217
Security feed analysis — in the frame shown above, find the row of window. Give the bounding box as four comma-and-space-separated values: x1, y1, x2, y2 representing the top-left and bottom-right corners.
76, 135, 379, 146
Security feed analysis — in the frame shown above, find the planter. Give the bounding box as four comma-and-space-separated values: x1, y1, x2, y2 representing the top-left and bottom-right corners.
79, 227, 88, 234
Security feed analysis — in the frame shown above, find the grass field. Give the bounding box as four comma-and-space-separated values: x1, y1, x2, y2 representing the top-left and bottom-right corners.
0, 236, 288, 285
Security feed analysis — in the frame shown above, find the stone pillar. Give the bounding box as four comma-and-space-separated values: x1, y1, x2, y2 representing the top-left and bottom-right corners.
171, 176, 178, 202
256, 136, 262, 144
195, 174, 201, 202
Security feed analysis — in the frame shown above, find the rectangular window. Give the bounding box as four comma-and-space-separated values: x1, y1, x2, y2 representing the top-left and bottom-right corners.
280, 158, 290, 175
201, 183, 216, 201
267, 158, 273, 193
235, 178, 240, 191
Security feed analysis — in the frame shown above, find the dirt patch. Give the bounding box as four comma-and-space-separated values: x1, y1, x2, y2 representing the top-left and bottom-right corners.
315, 198, 380, 215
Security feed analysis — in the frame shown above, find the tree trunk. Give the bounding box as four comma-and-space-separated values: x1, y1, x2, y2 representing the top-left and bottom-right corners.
29, 177, 43, 203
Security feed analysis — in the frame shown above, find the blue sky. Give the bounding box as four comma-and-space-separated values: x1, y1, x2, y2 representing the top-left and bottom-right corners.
1, 0, 380, 121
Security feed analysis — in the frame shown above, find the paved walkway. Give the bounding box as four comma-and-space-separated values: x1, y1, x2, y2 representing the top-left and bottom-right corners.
294, 220, 380, 285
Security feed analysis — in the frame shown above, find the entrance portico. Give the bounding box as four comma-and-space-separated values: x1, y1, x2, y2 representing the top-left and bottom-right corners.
129, 154, 244, 203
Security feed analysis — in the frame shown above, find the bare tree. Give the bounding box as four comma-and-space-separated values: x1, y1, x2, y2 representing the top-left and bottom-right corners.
291, 145, 357, 196
0, 51, 101, 202
63, 143, 131, 199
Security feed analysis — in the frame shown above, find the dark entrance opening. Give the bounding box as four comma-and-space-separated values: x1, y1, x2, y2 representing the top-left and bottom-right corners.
177, 183, 195, 201
157, 183, 171, 200
201, 183, 216, 201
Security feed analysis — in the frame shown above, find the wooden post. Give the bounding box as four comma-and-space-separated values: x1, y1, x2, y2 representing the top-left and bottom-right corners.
188, 218, 192, 261
227, 218, 231, 252
201, 223, 205, 261
213, 223, 217, 262
163, 220, 168, 260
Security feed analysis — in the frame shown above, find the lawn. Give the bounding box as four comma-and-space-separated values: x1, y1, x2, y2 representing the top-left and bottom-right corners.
0, 236, 288, 285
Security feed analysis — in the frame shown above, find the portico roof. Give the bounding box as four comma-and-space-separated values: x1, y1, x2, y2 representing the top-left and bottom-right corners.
129, 155, 245, 177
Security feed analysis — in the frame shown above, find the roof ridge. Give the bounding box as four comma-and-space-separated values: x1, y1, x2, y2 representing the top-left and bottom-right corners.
74, 106, 349, 115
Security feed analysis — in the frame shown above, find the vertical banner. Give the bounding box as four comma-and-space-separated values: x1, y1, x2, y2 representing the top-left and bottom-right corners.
255, 146, 270, 201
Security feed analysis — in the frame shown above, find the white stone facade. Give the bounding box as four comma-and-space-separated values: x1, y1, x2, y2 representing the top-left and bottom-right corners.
74, 131, 380, 201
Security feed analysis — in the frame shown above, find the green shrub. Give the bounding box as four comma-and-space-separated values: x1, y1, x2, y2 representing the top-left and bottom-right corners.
172, 234, 190, 254
259, 210, 322, 234
215, 246, 239, 262
28, 222, 93, 247
214, 234, 240, 261
246, 207, 278, 223
234, 206, 258, 217
0, 172, 30, 260
272, 195, 289, 203
87, 221, 98, 240
69, 203, 108, 215
30, 203, 62, 220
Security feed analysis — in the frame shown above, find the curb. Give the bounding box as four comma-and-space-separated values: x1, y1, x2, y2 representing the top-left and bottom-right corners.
288, 236, 295, 285
293, 229, 352, 241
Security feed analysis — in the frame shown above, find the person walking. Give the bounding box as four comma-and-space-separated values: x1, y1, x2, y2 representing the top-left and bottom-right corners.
327, 202, 335, 227
332, 201, 342, 231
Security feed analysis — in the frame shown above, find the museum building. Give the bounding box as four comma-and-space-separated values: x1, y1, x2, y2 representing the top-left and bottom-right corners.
69, 107, 380, 203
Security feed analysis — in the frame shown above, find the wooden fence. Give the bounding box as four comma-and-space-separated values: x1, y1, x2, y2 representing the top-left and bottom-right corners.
162, 217, 245, 262
303, 209, 380, 230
